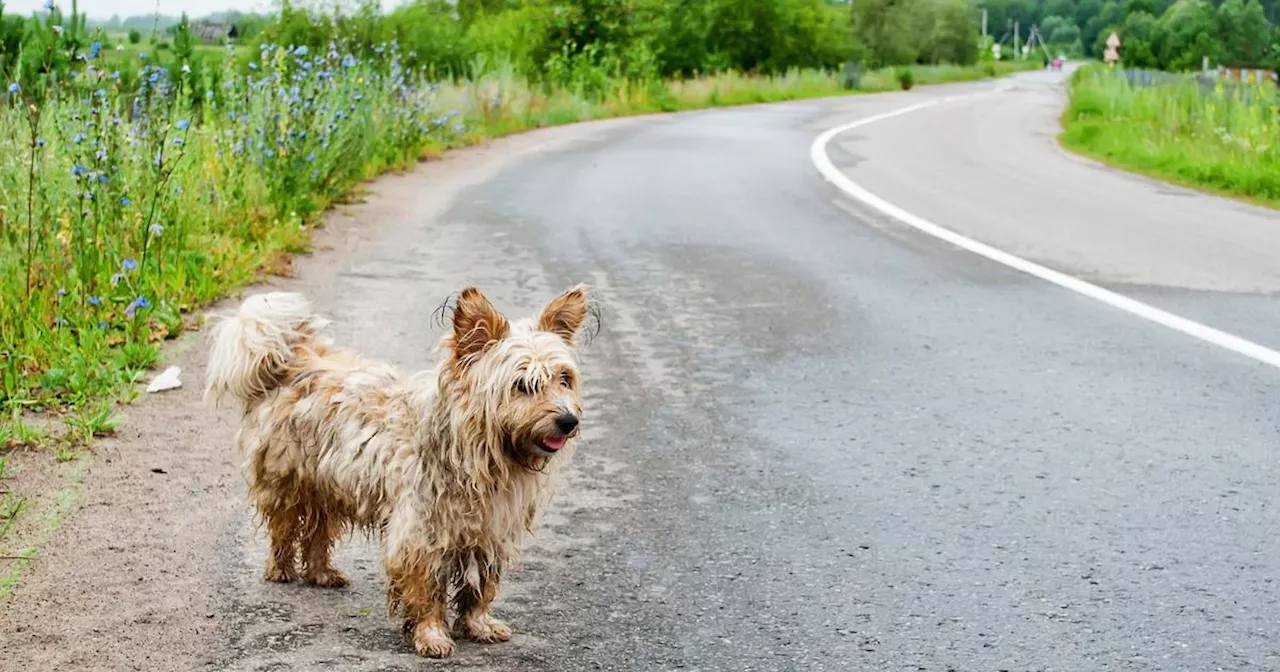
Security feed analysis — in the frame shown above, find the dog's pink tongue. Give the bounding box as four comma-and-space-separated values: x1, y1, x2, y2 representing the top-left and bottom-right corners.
543, 436, 567, 450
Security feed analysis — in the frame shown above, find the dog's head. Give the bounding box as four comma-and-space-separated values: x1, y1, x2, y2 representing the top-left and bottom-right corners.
441, 285, 594, 466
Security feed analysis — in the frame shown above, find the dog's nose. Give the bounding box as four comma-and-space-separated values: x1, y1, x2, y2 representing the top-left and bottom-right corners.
554, 413, 579, 434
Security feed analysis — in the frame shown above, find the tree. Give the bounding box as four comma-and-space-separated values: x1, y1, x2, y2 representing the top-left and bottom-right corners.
1214, 0, 1272, 65
1085, 1, 1125, 56
1153, 0, 1218, 70
1076, 0, 1104, 28
850, 0, 920, 66
1118, 10, 1160, 66
1045, 0, 1077, 20
925, 0, 979, 64
1127, 0, 1158, 16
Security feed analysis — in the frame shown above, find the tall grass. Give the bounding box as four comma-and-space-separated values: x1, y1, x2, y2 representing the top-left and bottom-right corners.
0, 39, 1033, 439
0, 39, 456, 415
1060, 65, 1280, 204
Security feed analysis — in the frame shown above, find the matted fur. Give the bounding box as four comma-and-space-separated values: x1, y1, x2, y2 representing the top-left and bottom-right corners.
204, 285, 592, 658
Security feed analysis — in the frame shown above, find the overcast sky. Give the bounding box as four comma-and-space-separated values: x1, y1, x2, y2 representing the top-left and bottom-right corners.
3, 0, 269, 17
2, 0, 412, 19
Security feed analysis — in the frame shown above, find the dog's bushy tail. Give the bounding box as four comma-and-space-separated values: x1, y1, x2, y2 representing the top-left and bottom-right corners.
204, 292, 329, 407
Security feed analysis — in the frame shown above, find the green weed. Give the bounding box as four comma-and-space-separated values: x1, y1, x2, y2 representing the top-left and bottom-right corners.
64, 402, 120, 446
0, 493, 25, 539
1061, 65, 1280, 205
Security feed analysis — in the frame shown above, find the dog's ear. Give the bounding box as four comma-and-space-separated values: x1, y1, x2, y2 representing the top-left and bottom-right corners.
452, 287, 509, 365
537, 284, 590, 344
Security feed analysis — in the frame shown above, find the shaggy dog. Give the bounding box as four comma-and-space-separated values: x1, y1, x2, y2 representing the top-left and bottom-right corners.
204, 285, 592, 657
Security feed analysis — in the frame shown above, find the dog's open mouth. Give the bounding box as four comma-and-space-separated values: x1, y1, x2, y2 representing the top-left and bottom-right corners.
539, 435, 567, 452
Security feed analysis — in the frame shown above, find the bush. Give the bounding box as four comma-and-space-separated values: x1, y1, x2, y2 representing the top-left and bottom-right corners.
896, 66, 915, 89
128, 29, 141, 44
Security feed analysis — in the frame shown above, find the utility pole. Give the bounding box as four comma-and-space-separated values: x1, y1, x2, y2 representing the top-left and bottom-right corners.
982, 8, 988, 38
1014, 20, 1020, 60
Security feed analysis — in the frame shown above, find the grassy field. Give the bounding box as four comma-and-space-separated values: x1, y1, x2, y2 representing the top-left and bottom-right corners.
0, 52, 1038, 547
1060, 65, 1280, 206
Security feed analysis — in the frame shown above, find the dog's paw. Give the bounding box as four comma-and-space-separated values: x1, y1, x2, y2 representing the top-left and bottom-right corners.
412, 622, 455, 658
263, 563, 298, 583
305, 567, 349, 588
456, 613, 512, 644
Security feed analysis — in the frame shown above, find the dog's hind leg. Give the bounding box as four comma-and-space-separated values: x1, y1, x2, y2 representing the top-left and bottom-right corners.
299, 505, 349, 588
452, 556, 511, 644
261, 503, 300, 583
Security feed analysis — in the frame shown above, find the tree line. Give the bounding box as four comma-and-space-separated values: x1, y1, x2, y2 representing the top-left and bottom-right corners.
252, 0, 989, 83
6, 0, 1270, 93
980, 0, 1279, 69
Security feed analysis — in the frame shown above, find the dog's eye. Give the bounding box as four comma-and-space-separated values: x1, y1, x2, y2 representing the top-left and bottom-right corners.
513, 378, 537, 394
559, 372, 573, 387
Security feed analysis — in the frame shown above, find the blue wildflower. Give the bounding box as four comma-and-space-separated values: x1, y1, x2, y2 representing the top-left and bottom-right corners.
294, 45, 309, 57
97, 174, 108, 184
42, 0, 53, 8
95, 148, 107, 161
73, 133, 85, 143
182, 64, 191, 74
111, 71, 120, 80
37, 139, 45, 147
139, 52, 147, 60
110, 273, 123, 285
149, 72, 159, 84
173, 138, 184, 146
71, 164, 86, 177
121, 258, 138, 271
94, 88, 105, 98
149, 224, 163, 236
176, 119, 189, 130
121, 196, 131, 207
125, 296, 150, 317
98, 321, 108, 329
57, 287, 67, 297
249, 62, 258, 71
306, 152, 315, 162
6, 83, 17, 94
88, 296, 101, 306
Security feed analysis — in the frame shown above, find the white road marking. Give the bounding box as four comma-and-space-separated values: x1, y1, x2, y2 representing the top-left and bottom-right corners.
810, 90, 1280, 370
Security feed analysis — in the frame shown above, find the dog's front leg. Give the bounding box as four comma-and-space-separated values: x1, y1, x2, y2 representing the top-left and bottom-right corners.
388, 562, 454, 658
453, 560, 511, 644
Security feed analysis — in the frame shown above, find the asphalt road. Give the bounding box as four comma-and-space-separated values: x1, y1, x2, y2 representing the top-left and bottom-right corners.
4, 67, 1280, 671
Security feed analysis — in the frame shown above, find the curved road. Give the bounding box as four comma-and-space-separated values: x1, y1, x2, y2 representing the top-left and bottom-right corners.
3, 68, 1280, 671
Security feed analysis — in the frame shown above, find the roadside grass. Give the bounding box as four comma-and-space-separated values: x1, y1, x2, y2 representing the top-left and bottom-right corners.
0, 40, 1037, 504
1059, 65, 1280, 207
